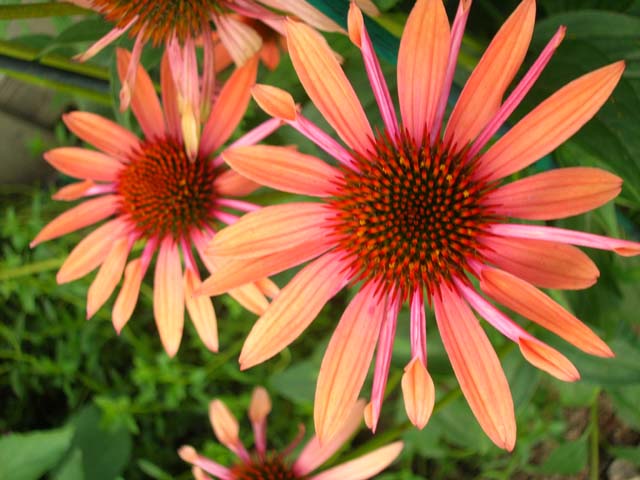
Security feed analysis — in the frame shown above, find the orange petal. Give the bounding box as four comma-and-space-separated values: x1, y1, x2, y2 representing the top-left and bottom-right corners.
184, 269, 219, 352
519, 337, 580, 382
208, 203, 330, 258
478, 61, 626, 181
112, 258, 145, 334
397, 0, 450, 143
86, 236, 130, 319
200, 56, 258, 156
160, 52, 181, 139
401, 357, 435, 429
480, 267, 613, 357
153, 238, 184, 357
249, 387, 272, 424
239, 252, 350, 369
116, 48, 165, 139
315, 283, 383, 443
445, 0, 535, 149
199, 239, 332, 296
309, 442, 403, 480
223, 145, 341, 197
263, 0, 343, 32
286, 19, 373, 153
227, 282, 269, 316
252, 84, 297, 121
62, 112, 139, 160
52, 180, 96, 201
45, 148, 122, 181
57, 218, 129, 284
209, 399, 240, 448
214, 169, 261, 197
486, 167, 622, 220
481, 236, 599, 290
214, 15, 262, 66
434, 286, 516, 451
31, 195, 118, 246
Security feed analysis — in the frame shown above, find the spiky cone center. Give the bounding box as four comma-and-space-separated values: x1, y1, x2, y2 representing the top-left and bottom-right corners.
117, 137, 216, 239
328, 129, 495, 302
230, 455, 302, 480
91, 0, 225, 44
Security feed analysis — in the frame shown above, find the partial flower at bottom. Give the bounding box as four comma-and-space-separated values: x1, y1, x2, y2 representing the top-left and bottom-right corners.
31, 48, 280, 357
179, 387, 403, 480
200, 0, 640, 450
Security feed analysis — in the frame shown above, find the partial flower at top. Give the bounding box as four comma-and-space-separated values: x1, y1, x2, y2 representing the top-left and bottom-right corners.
67, 0, 379, 109
199, 0, 640, 450
31, 48, 281, 357
179, 387, 403, 480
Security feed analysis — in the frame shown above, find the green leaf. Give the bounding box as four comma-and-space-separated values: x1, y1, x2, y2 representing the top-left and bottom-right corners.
0, 2, 89, 19
535, 435, 588, 475
572, 337, 640, 386
608, 445, 640, 466
53, 448, 85, 480
0, 426, 74, 480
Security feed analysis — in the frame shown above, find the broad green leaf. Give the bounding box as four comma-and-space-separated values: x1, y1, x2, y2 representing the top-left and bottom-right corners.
53, 448, 85, 480
535, 434, 588, 475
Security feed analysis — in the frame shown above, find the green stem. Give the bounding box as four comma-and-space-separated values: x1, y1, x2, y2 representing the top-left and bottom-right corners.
589, 390, 601, 480
0, 2, 89, 20
0, 257, 65, 281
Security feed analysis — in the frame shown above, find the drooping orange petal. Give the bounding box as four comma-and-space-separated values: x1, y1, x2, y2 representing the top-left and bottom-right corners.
445, 0, 535, 149
315, 283, 383, 443
434, 286, 516, 451
214, 169, 261, 197
31, 195, 118, 246
57, 218, 129, 284
480, 267, 613, 357
486, 167, 622, 220
227, 283, 269, 316
208, 203, 331, 259
199, 56, 258, 156
397, 0, 450, 143
52, 180, 96, 201
249, 387, 272, 424
184, 268, 218, 352
45, 148, 122, 181
309, 442, 403, 480
116, 48, 165, 139
62, 112, 139, 160
112, 258, 144, 334
214, 15, 262, 66
86, 237, 130, 319
478, 61, 625, 182
261, 0, 343, 32
401, 357, 435, 429
209, 399, 240, 449
252, 84, 297, 121
519, 337, 580, 382
160, 52, 181, 139
286, 19, 373, 153
199, 238, 332, 296
239, 252, 350, 369
223, 146, 341, 197
480, 236, 599, 290
154, 238, 184, 357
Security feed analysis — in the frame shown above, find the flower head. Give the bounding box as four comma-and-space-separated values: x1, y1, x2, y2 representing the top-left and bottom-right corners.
179, 387, 403, 480
200, 0, 640, 450
32, 48, 281, 357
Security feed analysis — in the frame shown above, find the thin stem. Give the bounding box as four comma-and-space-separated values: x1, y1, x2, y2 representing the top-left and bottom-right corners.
589, 390, 601, 480
0, 257, 65, 281
0, 2, 89, 19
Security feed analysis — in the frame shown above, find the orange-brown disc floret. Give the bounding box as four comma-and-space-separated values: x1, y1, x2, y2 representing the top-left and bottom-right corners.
230, 456, 302, 480
328, 129, 495, 302
117, 137, 216, 239
91, 0, 224, 44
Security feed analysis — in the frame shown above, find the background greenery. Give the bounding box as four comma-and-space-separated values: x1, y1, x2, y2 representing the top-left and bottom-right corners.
1, 0, 639, 478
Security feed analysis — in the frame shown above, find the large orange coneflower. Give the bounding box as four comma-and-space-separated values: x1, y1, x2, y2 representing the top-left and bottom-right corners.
31, 48, 280, 357
67, 0, 378, 109
200, 0, 640, 450
179, 387, 403, 480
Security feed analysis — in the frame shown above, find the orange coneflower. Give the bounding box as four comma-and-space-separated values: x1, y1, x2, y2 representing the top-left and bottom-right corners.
31, 48, 280, 357
67, 0, 378, 108
179, 387, 403, 480
199, 0, 640, 450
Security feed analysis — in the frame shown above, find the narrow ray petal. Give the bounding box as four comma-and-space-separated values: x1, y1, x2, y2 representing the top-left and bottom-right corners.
31, 195, 118, 246
208, 203, 331, 259
519, 337, 580, 382
260, 0, 343, 32
249, 387, 271, 455
227, 283, 270, 316
251, 84, 297, 121
477, 61, 625, 181
401, 357, 435, 429
154, 238, 184, 357
214, 15, 262, 67
309, 442, 403, 480
73, 20, 134, 62
397, 0, 450, 143
214, 169, 261, 197
113, 259, 141, 333
209, 400, 250, 461
434, 286, 516, 451
161, 53, 181, 139
223, 146, 341, 197
45, 148, 122, 181
486, 167, 622, 220
239, 252, 350, 369
315, 283, 384, 443
185, 268, 219, 352
86, 236, 131, 319
62, 112, 139, 160
286, 19, 373, 153
445, 0, 535, 149
480, 235, 599, 290
178, 446, 232, 480
480, 267, 613, 357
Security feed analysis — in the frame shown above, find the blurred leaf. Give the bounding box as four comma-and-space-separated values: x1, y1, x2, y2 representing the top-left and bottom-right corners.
38, 19, 111, 56
270, 359, 318, 405
535, 434, 588, 475
53, 448, 85, 480
0, 426, 73, 480
573, 337, 640, 386
608, 445, 640, 466
608, 385, 640, 429
0, 2, 88, 19
137, 459, 174, 480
